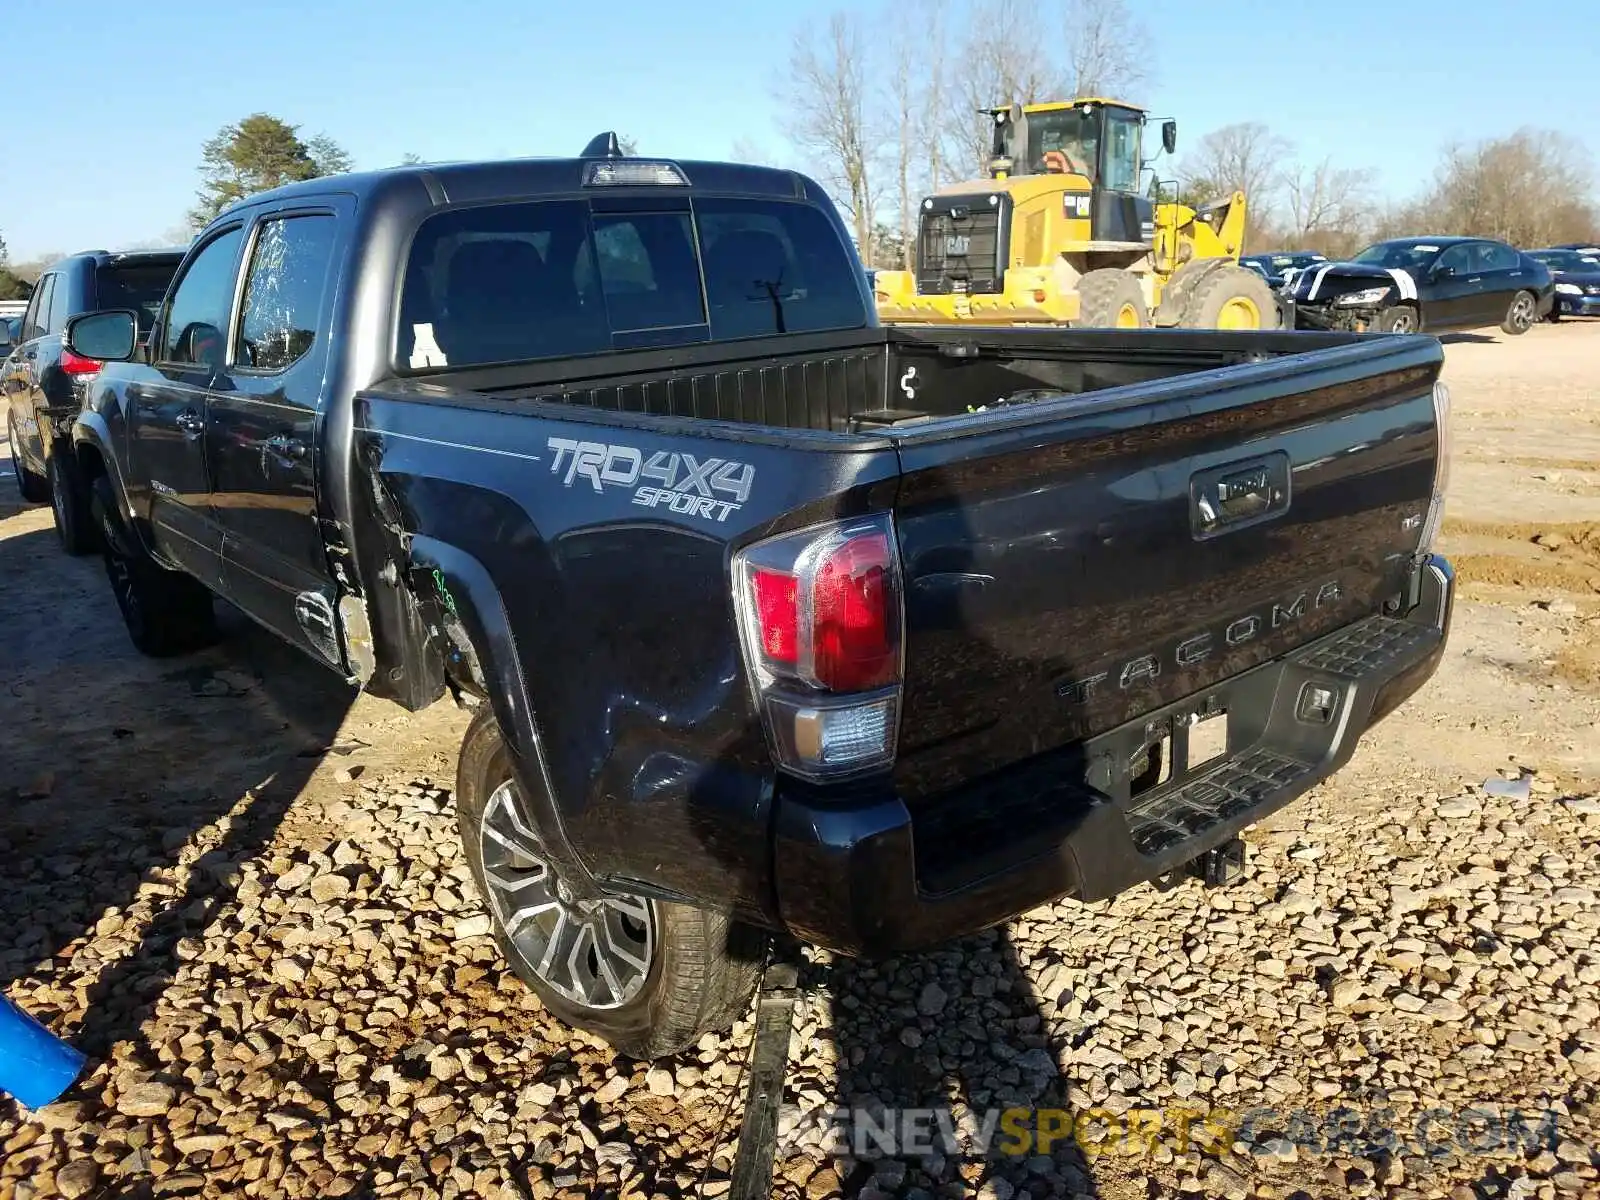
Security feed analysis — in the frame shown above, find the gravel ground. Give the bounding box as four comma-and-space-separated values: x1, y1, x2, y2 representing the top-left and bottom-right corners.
3, 323, 1599, 1200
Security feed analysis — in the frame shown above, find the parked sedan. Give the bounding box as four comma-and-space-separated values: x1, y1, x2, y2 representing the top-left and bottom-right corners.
1526, 248, 1600, 319
1240, 251, 1327, 289
1286, 236, 1554, 335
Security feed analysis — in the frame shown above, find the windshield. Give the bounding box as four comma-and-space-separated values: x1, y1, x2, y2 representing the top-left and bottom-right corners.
1353, 241, 1443, 270
1006, 106, 1143, 193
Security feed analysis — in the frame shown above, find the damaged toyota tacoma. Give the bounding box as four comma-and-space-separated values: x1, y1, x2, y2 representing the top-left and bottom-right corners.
66, 138, 1455, 1058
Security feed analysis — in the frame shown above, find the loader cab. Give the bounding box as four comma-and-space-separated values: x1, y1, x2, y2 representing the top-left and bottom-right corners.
988, 99, 1165, 248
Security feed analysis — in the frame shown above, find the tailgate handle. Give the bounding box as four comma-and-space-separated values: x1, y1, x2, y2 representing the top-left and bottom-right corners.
1191, 453, 1290, 539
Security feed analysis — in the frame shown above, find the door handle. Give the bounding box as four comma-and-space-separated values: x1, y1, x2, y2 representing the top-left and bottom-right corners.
176, 409, 205, 438
261, 433, 307, 471
1467, 276, 1481, 284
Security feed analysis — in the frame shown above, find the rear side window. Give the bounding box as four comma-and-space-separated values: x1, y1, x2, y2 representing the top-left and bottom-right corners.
21, 276, 51, 341
399, 196, 866, 371
1475, 242, 1519, 272
45, 274, 71, 334
235, 215, 337, 372
96, 261, 179, 332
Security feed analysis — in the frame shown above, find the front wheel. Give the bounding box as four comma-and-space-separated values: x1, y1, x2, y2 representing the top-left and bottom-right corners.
456, 709, 766, 1060
1501, 290, 1539, 336
1373, 305, 1420, 334
1177, 265, 1281, 330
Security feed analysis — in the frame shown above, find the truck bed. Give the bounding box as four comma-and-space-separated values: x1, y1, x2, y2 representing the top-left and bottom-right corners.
409, 326, 1384, 437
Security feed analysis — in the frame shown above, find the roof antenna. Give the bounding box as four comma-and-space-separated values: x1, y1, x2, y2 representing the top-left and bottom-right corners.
581, 132, 623, 158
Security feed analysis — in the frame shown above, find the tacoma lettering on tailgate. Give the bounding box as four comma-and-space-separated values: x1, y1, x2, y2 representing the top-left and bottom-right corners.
546, 437, 755, 523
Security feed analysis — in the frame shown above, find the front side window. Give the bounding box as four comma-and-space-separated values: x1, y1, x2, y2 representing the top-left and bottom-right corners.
1432, 244, 1472, 276
1101, 111, 1142, 194
399, 196, 867, 371
236, 215, 337, 372
162, 227, 244, 368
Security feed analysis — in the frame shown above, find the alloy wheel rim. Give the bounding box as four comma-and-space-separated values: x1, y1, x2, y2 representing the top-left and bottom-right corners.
1392, 312, 1416, 333
478, 780, 654, 1009
1512, 295, 1535, 328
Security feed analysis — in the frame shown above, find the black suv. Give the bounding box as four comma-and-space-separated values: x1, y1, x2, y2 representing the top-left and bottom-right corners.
2, 249, 183, 550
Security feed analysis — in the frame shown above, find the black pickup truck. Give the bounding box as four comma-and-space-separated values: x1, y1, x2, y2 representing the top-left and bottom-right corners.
65, 138, 1455, 1059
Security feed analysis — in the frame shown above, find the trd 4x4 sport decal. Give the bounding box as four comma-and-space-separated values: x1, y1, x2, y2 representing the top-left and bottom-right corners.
546, 437, 756, 523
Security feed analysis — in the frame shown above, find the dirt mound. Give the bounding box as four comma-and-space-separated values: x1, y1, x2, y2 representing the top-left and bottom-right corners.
1442, 519, 1600, 596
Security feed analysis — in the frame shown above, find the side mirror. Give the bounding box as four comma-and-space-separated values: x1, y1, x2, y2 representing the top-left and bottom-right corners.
1162, 120, 1178, 155
65, 310, 139, 363
1431, 263, 1454, 280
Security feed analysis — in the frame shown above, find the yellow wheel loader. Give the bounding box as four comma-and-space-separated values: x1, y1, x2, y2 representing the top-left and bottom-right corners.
872, 99, 1280, 330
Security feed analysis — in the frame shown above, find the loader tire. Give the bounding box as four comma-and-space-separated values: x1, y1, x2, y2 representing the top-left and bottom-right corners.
456, 709, 767, 1060
1178, 264, 1280, 330
1074, 269, 1149, 328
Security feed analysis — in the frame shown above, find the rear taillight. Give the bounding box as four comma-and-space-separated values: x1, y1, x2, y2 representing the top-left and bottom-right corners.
60, 349, 102, 377
734, 515, 903, 778
1417, 380, 1451, 553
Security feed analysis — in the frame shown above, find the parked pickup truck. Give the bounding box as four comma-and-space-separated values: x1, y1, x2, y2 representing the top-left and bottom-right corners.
66, 138, 1455, 1059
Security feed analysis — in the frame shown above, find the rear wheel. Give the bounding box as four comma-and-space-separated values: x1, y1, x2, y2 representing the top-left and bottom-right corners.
1074, 269, 1149, 328
91, 476, 217, 657
1373, 305, 1420, 334
456, 709, 766, 1060
49, 448, 99, 555
1179, 265, 1280, 330
1501, 290, 1538, 336
7, 412, 48, 503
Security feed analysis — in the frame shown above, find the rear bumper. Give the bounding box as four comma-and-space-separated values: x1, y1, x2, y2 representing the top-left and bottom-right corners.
772, 555, 1455, 958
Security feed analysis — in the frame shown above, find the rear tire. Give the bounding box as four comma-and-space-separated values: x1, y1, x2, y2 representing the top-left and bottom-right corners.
50, 448, 99, 555
1373, 305, 1420, 334
7, 412, 48, 503
1178, 264, 1281, 330
1074, 269, 1149, 328
456, 709, 766, 1060
91, 476, 217, 657
1501, 290, 1538, 336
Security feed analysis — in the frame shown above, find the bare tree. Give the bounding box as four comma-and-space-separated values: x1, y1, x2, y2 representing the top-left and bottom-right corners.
778, 10, 883, 263
1062, 0, 1151, 98
1283, 157, 1378, 255
1180, 122, 1293, 244
1426, 128, 1597, 248
953, 0, 1060, 175
881, 0, 957, 268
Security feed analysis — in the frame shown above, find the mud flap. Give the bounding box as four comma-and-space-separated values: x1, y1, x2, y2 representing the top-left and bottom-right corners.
727, 956, 802, 1200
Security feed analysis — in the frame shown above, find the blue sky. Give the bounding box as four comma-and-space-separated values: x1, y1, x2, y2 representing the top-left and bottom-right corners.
3, 0, 1595, 260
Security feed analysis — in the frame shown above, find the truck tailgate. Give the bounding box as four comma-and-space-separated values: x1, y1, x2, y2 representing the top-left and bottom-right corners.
886, 338, 1443, 801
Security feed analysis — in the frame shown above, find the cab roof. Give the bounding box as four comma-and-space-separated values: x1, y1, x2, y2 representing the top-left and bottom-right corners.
211, 151, 825, 226
987, 98, 1146, 115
